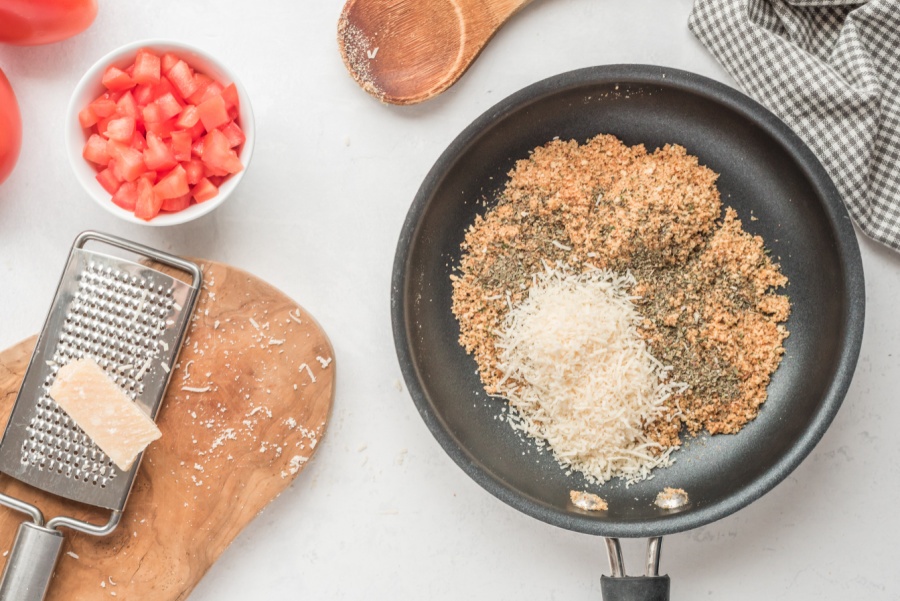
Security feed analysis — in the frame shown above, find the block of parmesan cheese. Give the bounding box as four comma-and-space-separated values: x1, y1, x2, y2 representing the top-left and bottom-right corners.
49, 357, 162, 471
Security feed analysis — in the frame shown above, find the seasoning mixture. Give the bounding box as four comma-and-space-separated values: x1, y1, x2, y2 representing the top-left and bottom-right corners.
450, 134, 790, 483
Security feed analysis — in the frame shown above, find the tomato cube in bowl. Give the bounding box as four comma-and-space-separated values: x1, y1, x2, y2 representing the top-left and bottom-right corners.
66, 39, 254, 226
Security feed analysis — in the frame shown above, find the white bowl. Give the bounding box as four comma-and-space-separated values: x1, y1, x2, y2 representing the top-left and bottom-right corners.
66, 39, 255, 226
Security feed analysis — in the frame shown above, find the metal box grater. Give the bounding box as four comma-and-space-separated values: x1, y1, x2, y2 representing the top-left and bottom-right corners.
0, 232, 201, 601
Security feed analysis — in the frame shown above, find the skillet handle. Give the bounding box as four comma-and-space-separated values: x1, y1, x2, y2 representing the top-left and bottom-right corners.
601, 575, 670, 601
601, 537, 669, 601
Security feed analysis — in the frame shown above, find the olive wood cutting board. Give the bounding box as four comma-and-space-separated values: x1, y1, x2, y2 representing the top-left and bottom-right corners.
0, 259, 335, 600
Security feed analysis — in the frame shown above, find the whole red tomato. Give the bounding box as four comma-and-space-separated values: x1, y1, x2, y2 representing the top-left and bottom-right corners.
0, 0, 97, 46
0, 68, 21, 185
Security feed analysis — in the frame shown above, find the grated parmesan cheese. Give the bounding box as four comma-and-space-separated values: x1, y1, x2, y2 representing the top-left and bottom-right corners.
298, 363, 316, 383
494, 266, 687, 485
181, 386, 210, 393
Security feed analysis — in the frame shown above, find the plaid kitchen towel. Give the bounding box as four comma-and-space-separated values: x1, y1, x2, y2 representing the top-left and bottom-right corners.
689, 0, 900, 251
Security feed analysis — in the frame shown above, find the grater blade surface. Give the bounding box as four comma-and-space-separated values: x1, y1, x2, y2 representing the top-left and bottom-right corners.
0, 243, 200, 511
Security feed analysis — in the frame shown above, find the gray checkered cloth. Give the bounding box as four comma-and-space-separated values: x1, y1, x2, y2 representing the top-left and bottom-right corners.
689, 0, 900, 251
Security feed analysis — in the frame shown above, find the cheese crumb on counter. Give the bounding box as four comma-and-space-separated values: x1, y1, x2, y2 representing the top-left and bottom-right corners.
49, 358, 161, 471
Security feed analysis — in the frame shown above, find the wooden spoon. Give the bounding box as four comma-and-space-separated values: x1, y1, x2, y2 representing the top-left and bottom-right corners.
338, 0, 534, 105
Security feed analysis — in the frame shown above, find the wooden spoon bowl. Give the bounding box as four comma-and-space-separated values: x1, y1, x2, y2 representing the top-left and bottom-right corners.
338, 0, 533, 105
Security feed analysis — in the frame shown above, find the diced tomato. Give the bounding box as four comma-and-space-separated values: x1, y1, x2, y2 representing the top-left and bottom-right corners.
201, 129, 242, 174
143, 131, 177, 171
182, 159, 204, 185
167, 60, 200, 98
102, 66, 135, 92
141, 102, 162, 123
134, 177, 162, 220
89, 93, 117, 118
175, 104, 199, 128
133, 83, 155, 107
187, 121, 206, 140
133, 50, 161, 85
78, 105, 99, 128
107, 141, 146, 182
221, 83, 240, 110
191, 177, 218, 203
96, 167, 122, 194
156, 93, 182, 120
194, 81, 224, 105
170, 130, 191, 162
131, 131, 147, 151
144, 118, 178, 139
82, 134, 110, 166
152, 77, 182, 102
191, 136, 205, 158
115, 153, 147, 182
111, 180, 138, 211
197, 95, 229, 131
161, 192, 191, 212
203, 163, 229, 177
186, 74, 213, 104
143, 94, 182, 123
104, 116, 135, 142
219, 121, 245, 148
161, 53, 179, 75
115, 91, 138, 119
105, 140, 128, 160
153, 164, 189, 199
95, 116, 114, 138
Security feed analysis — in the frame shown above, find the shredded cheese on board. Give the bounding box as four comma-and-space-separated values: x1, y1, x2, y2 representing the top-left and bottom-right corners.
494, 266, 687, 485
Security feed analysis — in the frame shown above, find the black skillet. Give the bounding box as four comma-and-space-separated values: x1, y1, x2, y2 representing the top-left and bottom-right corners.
391, 65, 865, 600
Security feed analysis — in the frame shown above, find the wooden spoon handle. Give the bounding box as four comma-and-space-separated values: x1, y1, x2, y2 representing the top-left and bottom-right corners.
470, 0, 534, 30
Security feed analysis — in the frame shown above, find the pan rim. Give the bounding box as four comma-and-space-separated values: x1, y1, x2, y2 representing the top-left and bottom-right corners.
391, 64, 865, 538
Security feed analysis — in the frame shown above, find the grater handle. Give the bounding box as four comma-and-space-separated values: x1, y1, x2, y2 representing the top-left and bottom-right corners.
0, 522, 63, 601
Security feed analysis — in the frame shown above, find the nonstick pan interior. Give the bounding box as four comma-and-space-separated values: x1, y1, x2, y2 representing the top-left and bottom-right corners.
392, 65, 864, 538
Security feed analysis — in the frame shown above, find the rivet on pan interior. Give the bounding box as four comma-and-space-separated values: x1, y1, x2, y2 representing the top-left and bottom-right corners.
655, 487, 689, 510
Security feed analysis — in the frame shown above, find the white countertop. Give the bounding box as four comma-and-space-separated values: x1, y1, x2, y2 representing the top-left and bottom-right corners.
1, 0, 898, 598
